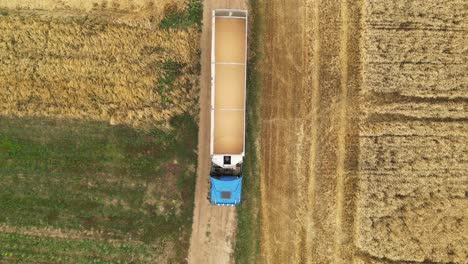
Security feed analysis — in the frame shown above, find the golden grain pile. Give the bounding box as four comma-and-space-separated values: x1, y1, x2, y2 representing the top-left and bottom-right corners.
356, 0, 468, 263
0, 0, 200, 127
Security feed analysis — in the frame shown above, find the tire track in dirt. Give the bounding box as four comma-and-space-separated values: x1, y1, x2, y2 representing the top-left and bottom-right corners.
188, 1, 247, 263
333, 0, 350, 260
306, 1, 362, 262
334, 0, 362, 262
304, 0, 320, 261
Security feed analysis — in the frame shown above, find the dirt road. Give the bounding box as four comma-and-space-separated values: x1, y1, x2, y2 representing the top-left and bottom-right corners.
188, 0, 247, 263
258, 0, 361, 263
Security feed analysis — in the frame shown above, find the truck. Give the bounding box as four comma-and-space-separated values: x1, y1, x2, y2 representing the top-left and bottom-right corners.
209, 9, 248, 205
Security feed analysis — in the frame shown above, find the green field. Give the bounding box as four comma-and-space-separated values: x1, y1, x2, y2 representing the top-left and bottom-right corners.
0, 114, 197, 263
234, 0, 261, 263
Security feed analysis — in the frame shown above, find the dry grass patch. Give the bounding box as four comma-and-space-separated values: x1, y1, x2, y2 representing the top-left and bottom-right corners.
0, 0, 187, 15
0, 1, 201, 128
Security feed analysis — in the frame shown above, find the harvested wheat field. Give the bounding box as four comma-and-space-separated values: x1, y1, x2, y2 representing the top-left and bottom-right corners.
250, 0, 468, 263
0, 0, 200, 128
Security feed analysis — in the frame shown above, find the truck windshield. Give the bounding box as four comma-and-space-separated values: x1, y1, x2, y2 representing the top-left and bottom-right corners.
210, 163, 242, 177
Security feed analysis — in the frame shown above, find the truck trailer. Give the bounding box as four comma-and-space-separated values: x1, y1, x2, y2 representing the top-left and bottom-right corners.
209, 9, 248, 205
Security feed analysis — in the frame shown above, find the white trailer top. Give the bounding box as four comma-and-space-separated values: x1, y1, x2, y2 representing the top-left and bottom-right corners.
210, 9, 247, 167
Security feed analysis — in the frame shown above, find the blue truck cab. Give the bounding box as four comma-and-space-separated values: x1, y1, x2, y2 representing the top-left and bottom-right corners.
209, 176, 242, 205
209, 161, 243, 205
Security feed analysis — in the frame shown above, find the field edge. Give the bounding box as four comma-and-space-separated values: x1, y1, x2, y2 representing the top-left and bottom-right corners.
233, 0, 261, 263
